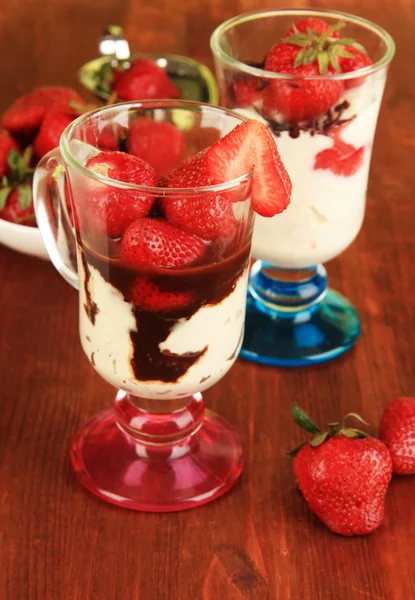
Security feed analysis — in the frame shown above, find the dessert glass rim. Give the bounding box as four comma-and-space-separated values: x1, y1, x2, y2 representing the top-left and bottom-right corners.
60, 99, 254, 196
210, 8, 395, 82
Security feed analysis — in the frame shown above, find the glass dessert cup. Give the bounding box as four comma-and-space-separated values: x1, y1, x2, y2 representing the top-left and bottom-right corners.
33, 100, 255, 511
211, 9, 395, 366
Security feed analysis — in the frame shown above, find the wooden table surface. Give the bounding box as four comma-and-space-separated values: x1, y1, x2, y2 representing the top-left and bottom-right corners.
1, 0, 414, 598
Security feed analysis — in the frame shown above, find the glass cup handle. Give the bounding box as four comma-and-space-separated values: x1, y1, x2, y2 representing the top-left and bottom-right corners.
33, 148, 79, 290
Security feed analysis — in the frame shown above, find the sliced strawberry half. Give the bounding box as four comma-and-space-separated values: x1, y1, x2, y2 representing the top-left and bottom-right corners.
314, 138, 365, 176
162, 119, 291, 235
130, 276, 197, 313
121, 217, 206, 269
206, 120, 291, 217
85, 151, 157, 237
127, 118, 184, 178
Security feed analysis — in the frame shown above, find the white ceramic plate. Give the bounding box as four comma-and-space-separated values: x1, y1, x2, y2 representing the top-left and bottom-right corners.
0, 218, 49, 260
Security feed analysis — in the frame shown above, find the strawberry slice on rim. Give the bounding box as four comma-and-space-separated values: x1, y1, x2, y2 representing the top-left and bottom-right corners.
161, 119, 291, 238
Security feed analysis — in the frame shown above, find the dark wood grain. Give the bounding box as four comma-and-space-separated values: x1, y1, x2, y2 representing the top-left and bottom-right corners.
1, 0, 414, 598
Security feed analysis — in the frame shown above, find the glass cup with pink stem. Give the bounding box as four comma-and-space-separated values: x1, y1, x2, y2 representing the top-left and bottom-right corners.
33, 100, 258, 512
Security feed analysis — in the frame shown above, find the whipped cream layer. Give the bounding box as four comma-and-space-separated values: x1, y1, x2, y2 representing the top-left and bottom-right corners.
78, 253, 248, 400
235, 77, 385, 268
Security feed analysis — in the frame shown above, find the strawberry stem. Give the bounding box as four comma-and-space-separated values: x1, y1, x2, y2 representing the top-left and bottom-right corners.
288, 404, 370, 456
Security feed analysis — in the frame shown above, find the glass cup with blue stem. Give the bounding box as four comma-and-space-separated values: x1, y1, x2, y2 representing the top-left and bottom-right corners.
211, 8, 395, 366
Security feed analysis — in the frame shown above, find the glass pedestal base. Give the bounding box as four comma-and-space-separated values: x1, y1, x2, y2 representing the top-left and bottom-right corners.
240, 262, 361, 367
71, 392, 243, 512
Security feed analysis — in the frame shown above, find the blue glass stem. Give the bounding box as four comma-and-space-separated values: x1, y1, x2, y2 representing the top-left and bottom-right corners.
240, 261, 361, 367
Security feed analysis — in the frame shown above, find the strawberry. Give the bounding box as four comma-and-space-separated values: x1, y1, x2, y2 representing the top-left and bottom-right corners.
121, 217, 206, 269
314, 137, 365, 176
289, 404, 392, 536
84, 121, 126, 151
33, 110, 75, 158
0, 186, 35, 226
127, 118, 184, 178
263, 20, 371, 121
113, 58, 180, 101
285, 17, 341, 38
161, 119, 291, 239
263, 44, 342, 121
233, 79, 262, 108
129, 275, 197, 312
0, 147, 35, 226
380, 397, 415, 475
1, 87, 84, 136
85, 151, 157, 237
0, 129, 19, 177
339, 47, 372, 89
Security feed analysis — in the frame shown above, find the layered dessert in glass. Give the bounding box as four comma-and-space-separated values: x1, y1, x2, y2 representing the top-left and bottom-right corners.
211, 9, 395, 366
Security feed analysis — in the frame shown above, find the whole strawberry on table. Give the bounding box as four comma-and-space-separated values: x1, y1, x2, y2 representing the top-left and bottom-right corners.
289, 404, 392, 536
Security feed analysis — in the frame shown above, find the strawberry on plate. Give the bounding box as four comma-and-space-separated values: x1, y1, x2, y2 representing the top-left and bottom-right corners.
129, 275, 197, 313
127, 118, 184, 178
380, 397, 415, 475
314, 137, 365, 176
85, 151, 157, 237
33, 110, 76, 158
1, 86, 85, 136
289, 404, 392, 536
113, 57, 180, 101
0, 147, 35, 226
161, 119, 291, 240
121, 217, 206, 269
0, 129, 19, 177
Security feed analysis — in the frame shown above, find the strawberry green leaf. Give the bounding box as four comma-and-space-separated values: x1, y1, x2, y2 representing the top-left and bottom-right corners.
292, 404, 321, 434
351, 42, 368, 54
336, 48, 356, 59
52, 164, 65, 180
294, 48, 307, 68
304, 48, 317, 65
339, 428, 369, 439
21, 146, 33, 170
310, 432, 329, 447
343, 412, 369, 424
17, 184, 32, 210
335, 37, 358, 45
317, 51, 329, 75
328, 47, 341, 72
2, 175, 9, 187
286, 441, 307, 458
7, 148, 20, 170
0, 187, 11, 211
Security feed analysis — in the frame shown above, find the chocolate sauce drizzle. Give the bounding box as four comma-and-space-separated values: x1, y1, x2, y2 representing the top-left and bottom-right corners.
265, 100, 353, 139
83, 244, 250, 384
81, 252, 99, 325
228, 61, 355, 139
